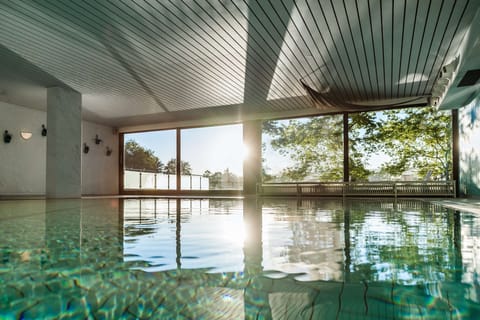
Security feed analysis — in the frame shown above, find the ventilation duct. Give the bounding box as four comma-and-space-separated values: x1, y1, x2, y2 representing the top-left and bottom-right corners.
301, 81, 427, 112
458, 69, 480, 87
429, 58, 460, 108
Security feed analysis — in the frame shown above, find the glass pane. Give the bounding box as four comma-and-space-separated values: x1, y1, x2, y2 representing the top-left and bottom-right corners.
262, 115, 343, 182
181, 124, 243, 190
123, 130, 176, 190
349, 107, 452, 181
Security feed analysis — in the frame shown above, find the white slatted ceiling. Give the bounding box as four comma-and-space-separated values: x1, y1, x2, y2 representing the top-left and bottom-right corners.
0, 0, 477, 126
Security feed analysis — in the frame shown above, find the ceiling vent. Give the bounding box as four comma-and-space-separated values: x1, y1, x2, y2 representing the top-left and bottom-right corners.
458, 69, 480, 87
429, 58, 460, 107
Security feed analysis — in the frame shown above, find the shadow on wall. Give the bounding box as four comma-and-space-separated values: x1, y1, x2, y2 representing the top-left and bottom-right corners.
460, 151, 480, 197
460, 95, 480, 197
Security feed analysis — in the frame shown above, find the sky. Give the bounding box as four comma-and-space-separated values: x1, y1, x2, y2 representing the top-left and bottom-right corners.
125, 124, 245, 176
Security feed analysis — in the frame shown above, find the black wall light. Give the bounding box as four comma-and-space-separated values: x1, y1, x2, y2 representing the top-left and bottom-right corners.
106, 147, 112, 156
83, 143, 90, 154
94, 134, 102, 144
3, 130, 12, 143
41, 124, 47, 137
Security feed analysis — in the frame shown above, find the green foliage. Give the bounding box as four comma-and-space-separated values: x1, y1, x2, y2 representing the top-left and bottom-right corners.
125, 141, 194, 175
361, 107, 452, 180
164, 159, 192, 175
124, 140, 163, 172
263, 106, 452, 182
348, 113, 377, 180
203, 169, 240, 189
263, 116, 344, 181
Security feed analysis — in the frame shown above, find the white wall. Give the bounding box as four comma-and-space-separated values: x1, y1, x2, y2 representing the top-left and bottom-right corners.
81, 121, 118, 195
0, 102, 46, 195
0, 101, 118, 196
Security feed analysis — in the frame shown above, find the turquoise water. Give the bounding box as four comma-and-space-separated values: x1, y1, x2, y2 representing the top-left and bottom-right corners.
0, 197, 479, 319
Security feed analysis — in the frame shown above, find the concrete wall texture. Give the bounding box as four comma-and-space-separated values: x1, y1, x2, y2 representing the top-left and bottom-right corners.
0, 101, 118, 195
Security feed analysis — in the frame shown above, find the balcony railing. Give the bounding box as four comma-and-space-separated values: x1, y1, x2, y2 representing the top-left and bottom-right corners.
124, 170, 242, 191
124, 170, 209, 190
258, 181, 456, 198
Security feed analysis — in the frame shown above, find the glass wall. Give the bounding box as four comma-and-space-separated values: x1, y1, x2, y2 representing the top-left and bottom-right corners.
349, 107, 453, 181
122, 106, 453, 193
262, 115, 344, 182
181, 124, 244, 190
123, 130, 177, 190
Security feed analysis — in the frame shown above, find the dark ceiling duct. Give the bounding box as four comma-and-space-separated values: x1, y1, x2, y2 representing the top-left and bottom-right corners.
457, 69, 480, 87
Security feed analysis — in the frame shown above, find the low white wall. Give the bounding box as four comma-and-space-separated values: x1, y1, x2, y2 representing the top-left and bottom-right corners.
0, 101, 118, 196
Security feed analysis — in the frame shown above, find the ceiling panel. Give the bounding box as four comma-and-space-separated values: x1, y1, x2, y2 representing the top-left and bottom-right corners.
0, 0, 478, 126
268, 0, 476, 106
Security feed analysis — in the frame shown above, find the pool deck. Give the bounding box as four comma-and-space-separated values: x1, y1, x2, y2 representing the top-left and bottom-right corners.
432, 198, 480, 214
1, 195, 480, 215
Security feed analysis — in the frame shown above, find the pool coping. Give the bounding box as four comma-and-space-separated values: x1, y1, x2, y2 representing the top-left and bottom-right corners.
432, 198, 480, 215
2, 195, 479, 215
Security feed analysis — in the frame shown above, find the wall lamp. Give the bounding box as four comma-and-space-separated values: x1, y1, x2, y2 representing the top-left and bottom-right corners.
41, 124, 47, 137
3, 130, 12, 143
20, 131, 33, 140
106, 147, 112, 156
83, 143, 90, 154
94, 134, 102, 144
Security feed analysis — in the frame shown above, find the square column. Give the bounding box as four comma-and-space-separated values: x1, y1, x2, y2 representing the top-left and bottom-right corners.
46, 87, 82, 198
243, 120, 262, 195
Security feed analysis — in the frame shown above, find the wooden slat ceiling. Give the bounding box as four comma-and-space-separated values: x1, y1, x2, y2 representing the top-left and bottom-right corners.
0, 0, 478, 126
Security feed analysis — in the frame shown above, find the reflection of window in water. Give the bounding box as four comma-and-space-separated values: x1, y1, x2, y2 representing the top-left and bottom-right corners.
1, 198, 476, 318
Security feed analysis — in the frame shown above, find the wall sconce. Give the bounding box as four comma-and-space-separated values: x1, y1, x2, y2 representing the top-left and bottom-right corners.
3, 130, 12, 143
41, 124, 47, 137
83, 143, 90, 154
20, 131, 33, 140
94, 134, 102, 145
106, 147, 112, 156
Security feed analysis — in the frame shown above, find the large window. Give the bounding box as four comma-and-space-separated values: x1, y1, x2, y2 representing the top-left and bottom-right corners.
262, 115, 344, 182
181, 124, 244, 190
123, 130, 177, 190
123, 124, 244, 192
349, 107, 453, 181
262, 107, 453, 183
122, 106, 453, 193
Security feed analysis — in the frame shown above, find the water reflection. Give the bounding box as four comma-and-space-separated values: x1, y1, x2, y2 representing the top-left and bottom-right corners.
124, 198, 245, 272
120, 197, 480, 318
1, 198, 480, 318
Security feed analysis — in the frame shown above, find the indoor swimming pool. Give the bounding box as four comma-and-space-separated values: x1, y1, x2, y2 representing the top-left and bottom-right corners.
1, 197, 479, 319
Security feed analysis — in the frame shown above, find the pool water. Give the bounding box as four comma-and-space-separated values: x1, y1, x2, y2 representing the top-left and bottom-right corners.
1, 197, 479, 319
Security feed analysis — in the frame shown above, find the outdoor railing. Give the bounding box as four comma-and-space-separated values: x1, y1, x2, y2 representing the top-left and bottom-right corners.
258, 181, 456, 198
124, 169, 242, 190
124, 170, 209, 190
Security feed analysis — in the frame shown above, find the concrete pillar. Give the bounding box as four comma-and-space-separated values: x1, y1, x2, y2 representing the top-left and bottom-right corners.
243, 120, 262, 195
46, 87, 82, 198
243, 197, 263, 275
